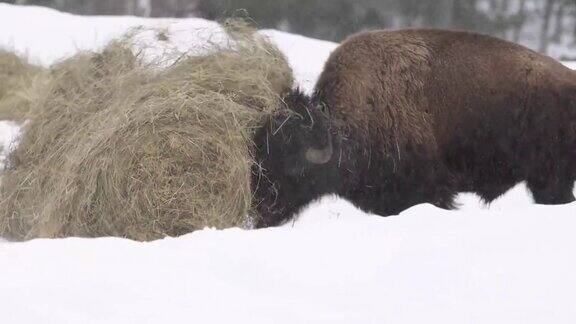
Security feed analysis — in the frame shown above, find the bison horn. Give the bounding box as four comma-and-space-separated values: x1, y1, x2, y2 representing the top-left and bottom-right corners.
305, 133, 333, 165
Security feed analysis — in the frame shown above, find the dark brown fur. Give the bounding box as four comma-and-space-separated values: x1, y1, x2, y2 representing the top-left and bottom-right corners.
253, 29, 576, 227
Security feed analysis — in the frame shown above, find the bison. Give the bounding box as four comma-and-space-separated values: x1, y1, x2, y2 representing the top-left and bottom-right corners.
252, 28, 576, 228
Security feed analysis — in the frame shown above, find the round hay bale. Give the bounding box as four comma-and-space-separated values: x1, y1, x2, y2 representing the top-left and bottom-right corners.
0, 21, 293, 241
0, 50, 47, 121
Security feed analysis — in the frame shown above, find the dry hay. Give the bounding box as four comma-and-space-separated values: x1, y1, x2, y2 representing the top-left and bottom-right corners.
0, 21, 293, 241
0, 50, 46, 121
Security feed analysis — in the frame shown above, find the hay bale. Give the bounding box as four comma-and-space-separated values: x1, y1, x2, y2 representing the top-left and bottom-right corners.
0, 50, 46, 121
0, 21, 293, 241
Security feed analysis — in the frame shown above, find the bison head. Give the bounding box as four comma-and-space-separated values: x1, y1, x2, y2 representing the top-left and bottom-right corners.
257, 89, 333, 175
252, 89, 336, 227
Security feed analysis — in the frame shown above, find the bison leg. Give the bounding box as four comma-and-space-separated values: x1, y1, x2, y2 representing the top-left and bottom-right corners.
420, 162, 458, 210
344, 169, 457, 217
430, 189, 458, 210
476, 181, 519, 204
527, 172, 575, 205
367, 183, 456, 216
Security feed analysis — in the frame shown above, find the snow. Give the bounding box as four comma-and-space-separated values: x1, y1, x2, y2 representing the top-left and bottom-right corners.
2, 200, 576, 323
564, 61, 576, 71
0, 4, 220, 66
260, 30, 337, 92
0, 4, 575, 324
0, 120, 20, 171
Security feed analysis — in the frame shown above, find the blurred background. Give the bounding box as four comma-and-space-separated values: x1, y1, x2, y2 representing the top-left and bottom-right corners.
2, 0, 576, 59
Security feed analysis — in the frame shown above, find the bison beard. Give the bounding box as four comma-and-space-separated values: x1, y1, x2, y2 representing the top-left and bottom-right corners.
253, 28, 576, 228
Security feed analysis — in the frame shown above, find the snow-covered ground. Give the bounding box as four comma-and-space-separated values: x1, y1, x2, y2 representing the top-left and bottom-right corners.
0, 4, 575, 324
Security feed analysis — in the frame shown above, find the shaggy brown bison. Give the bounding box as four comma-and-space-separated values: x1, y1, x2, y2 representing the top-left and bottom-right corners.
252, 28, 576, 228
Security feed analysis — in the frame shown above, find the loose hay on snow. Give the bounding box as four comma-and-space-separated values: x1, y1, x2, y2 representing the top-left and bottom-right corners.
0, 50, 46, 121
0, 21, 294, 241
